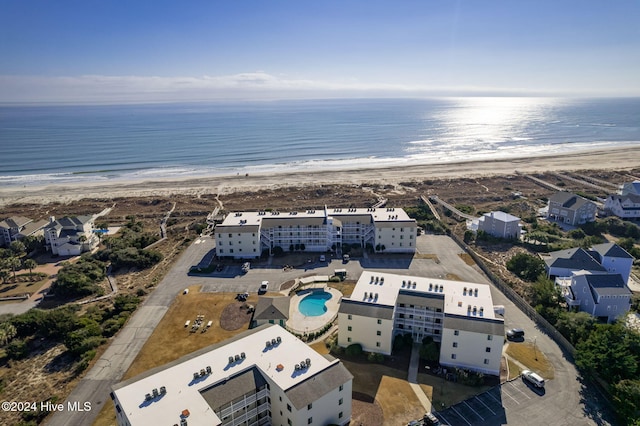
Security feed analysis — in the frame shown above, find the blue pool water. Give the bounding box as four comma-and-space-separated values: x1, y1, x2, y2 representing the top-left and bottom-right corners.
298, 291, 332, 317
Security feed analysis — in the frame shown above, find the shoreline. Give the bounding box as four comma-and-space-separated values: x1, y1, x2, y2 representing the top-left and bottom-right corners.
2, 145, 639, 207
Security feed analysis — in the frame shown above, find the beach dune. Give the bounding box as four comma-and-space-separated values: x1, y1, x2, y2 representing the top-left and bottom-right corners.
1, 146, 639, 207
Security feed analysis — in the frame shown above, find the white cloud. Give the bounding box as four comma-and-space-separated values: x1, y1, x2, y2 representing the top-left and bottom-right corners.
0, 72, 615, 104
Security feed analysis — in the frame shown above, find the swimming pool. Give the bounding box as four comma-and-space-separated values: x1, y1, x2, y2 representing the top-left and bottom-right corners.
298, 291, 333, 317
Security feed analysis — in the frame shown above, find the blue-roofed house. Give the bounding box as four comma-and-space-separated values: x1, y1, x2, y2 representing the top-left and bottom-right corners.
619, 180, 640, 196
476, 211, 522, 239
564, 271, 631, 323
588, 242, 634, 283
542, 247, 606, 279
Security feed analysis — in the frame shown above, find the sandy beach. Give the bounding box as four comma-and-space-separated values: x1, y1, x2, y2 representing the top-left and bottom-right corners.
2, 145, 639, 207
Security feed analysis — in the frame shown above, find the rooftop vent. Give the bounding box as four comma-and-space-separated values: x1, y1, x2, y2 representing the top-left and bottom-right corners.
429, 283, 433, 291
266, 340, 272, 348
474, 288, 478, 297
306, 358, 311, 366
412, 282, 416, 289
160, 386, 167, 394
152, 388, 159, 397
145, 393, 152, 401
276, 336, 282, 343
402, 280, 406, 288
439, 285, 444, 292
228, 356, 235, 364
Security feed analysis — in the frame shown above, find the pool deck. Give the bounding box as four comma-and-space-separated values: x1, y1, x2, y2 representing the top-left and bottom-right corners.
287, 286, 342, 334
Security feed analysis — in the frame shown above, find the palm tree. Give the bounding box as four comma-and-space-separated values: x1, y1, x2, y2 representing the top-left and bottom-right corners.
23, 259, 37, 277
6, 256, 21, 282
0, 323, 17, 346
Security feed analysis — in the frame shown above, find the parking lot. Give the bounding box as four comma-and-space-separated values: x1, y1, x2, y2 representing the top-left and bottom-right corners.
434, 378, 546, 426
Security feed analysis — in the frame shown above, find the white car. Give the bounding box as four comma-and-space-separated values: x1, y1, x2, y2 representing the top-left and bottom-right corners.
319, 255, 326, 262
259, 281, 269, 293
521, 369, 545, 388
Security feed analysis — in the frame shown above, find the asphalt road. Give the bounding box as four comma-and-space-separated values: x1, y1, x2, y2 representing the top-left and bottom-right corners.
47, 233, 613, 425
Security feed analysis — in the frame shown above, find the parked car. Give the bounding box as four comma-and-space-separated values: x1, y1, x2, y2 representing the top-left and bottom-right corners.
342, 254, 350, 263
521, 369, 545, 388
506, 328, 525, 340
319, 255, 326, 262
423, 412, 440, 425
259, 281, 269, 294
241, 262, 250, 273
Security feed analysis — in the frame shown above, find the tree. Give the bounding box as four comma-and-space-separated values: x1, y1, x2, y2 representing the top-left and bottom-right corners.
23, 259, 37, 277
0, 322, 17, 346
5, 256, 21, 281
9, 240, 26, 257
555, 311, 596, 346
506, 252, 546, 282
463, 230, 475, 244
575, 323, 639, 384
611, 379, 640, 424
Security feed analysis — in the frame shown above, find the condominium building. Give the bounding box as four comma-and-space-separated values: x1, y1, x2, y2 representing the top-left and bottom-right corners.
43, 215, 98, 256
111, 324, 353, 426
215, 206, 417, 259
337, 271, 504, 376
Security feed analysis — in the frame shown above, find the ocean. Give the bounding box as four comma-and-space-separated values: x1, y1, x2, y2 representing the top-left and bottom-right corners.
1, 97, 639, 187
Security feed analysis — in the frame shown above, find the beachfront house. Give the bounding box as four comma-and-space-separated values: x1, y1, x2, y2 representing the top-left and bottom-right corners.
558, 271, 631, 323
111, 324, 353, 426
44, 215, 98, 256
0, 216, 48, 247
619, 180, 640, 196
215, 206, 417, 259
546, 192, 597, 226
475, 211, 522, 239
543, 242, 633, 283
337, 271, 504, 376
251, 296, 290, 328
603, 192, 640, 220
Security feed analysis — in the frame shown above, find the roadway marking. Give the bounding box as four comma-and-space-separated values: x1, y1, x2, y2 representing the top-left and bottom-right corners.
508, 381, 532, 399
451, 405, 473, 426
484, 389, 505, 408
463, 400, 484, 421
475, 394, 497, 415
501, 386, 520, 405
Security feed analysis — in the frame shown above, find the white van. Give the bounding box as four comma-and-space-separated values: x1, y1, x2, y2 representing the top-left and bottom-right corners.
521, 369, 545, 388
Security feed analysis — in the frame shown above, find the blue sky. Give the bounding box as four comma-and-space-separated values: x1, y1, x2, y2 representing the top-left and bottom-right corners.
1, 1, 639, 103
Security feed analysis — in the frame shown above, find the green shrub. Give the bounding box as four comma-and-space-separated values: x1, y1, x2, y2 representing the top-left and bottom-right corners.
367, 352, 385, 363
345, 343, 363, 356
6, 338, 28, 360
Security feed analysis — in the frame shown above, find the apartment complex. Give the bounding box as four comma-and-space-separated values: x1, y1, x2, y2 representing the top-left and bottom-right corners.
337, 271, 504, 376
215, 206, 417, 259
111, 324, 352, 426
0, 216, 48, 247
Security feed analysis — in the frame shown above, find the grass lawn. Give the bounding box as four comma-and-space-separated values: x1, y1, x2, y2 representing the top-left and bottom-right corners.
506, 342, 555, 379
418, 372, 492, 411
375, 376, 425, 425
0, 273, 49, 298
93, 286, 258, 426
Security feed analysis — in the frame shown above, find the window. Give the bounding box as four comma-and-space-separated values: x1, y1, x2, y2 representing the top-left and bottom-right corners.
339, 398, 343, 405
486, 347, 491, 353
287, 404, 292, 412
339, 384, 344, 391
451, 354, 456, 359
487, 335, 493, 340
229, 249, 234, 253
228, 233, 232, 237
453, 342, 458, 348
347, 337, 352, 342
376, 330, 381, 336
339, 412, 343, 419
454, 330, 459, 336
288, 420, 292, 426
308, 403, 313, 410
279, 396, 282, 401
377, 319, 382, 324
347, 314, 352, 320
347, 326, 352, 331
484, 359, 490, 365
376, 342, 381, 347
219, 249, 224, 254
308, 418, 313, 424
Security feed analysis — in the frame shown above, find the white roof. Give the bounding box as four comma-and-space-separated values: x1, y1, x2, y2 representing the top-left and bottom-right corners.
484, 211, 521, 223
220, 206, 413, 227
351, 271, 498, 319
112, 324, 340, 425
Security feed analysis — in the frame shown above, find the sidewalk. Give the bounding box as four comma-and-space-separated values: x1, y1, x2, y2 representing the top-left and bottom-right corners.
408, 343, 433, 412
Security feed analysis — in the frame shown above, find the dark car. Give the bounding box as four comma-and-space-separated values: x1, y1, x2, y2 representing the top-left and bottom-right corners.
506, 328, 525, 340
